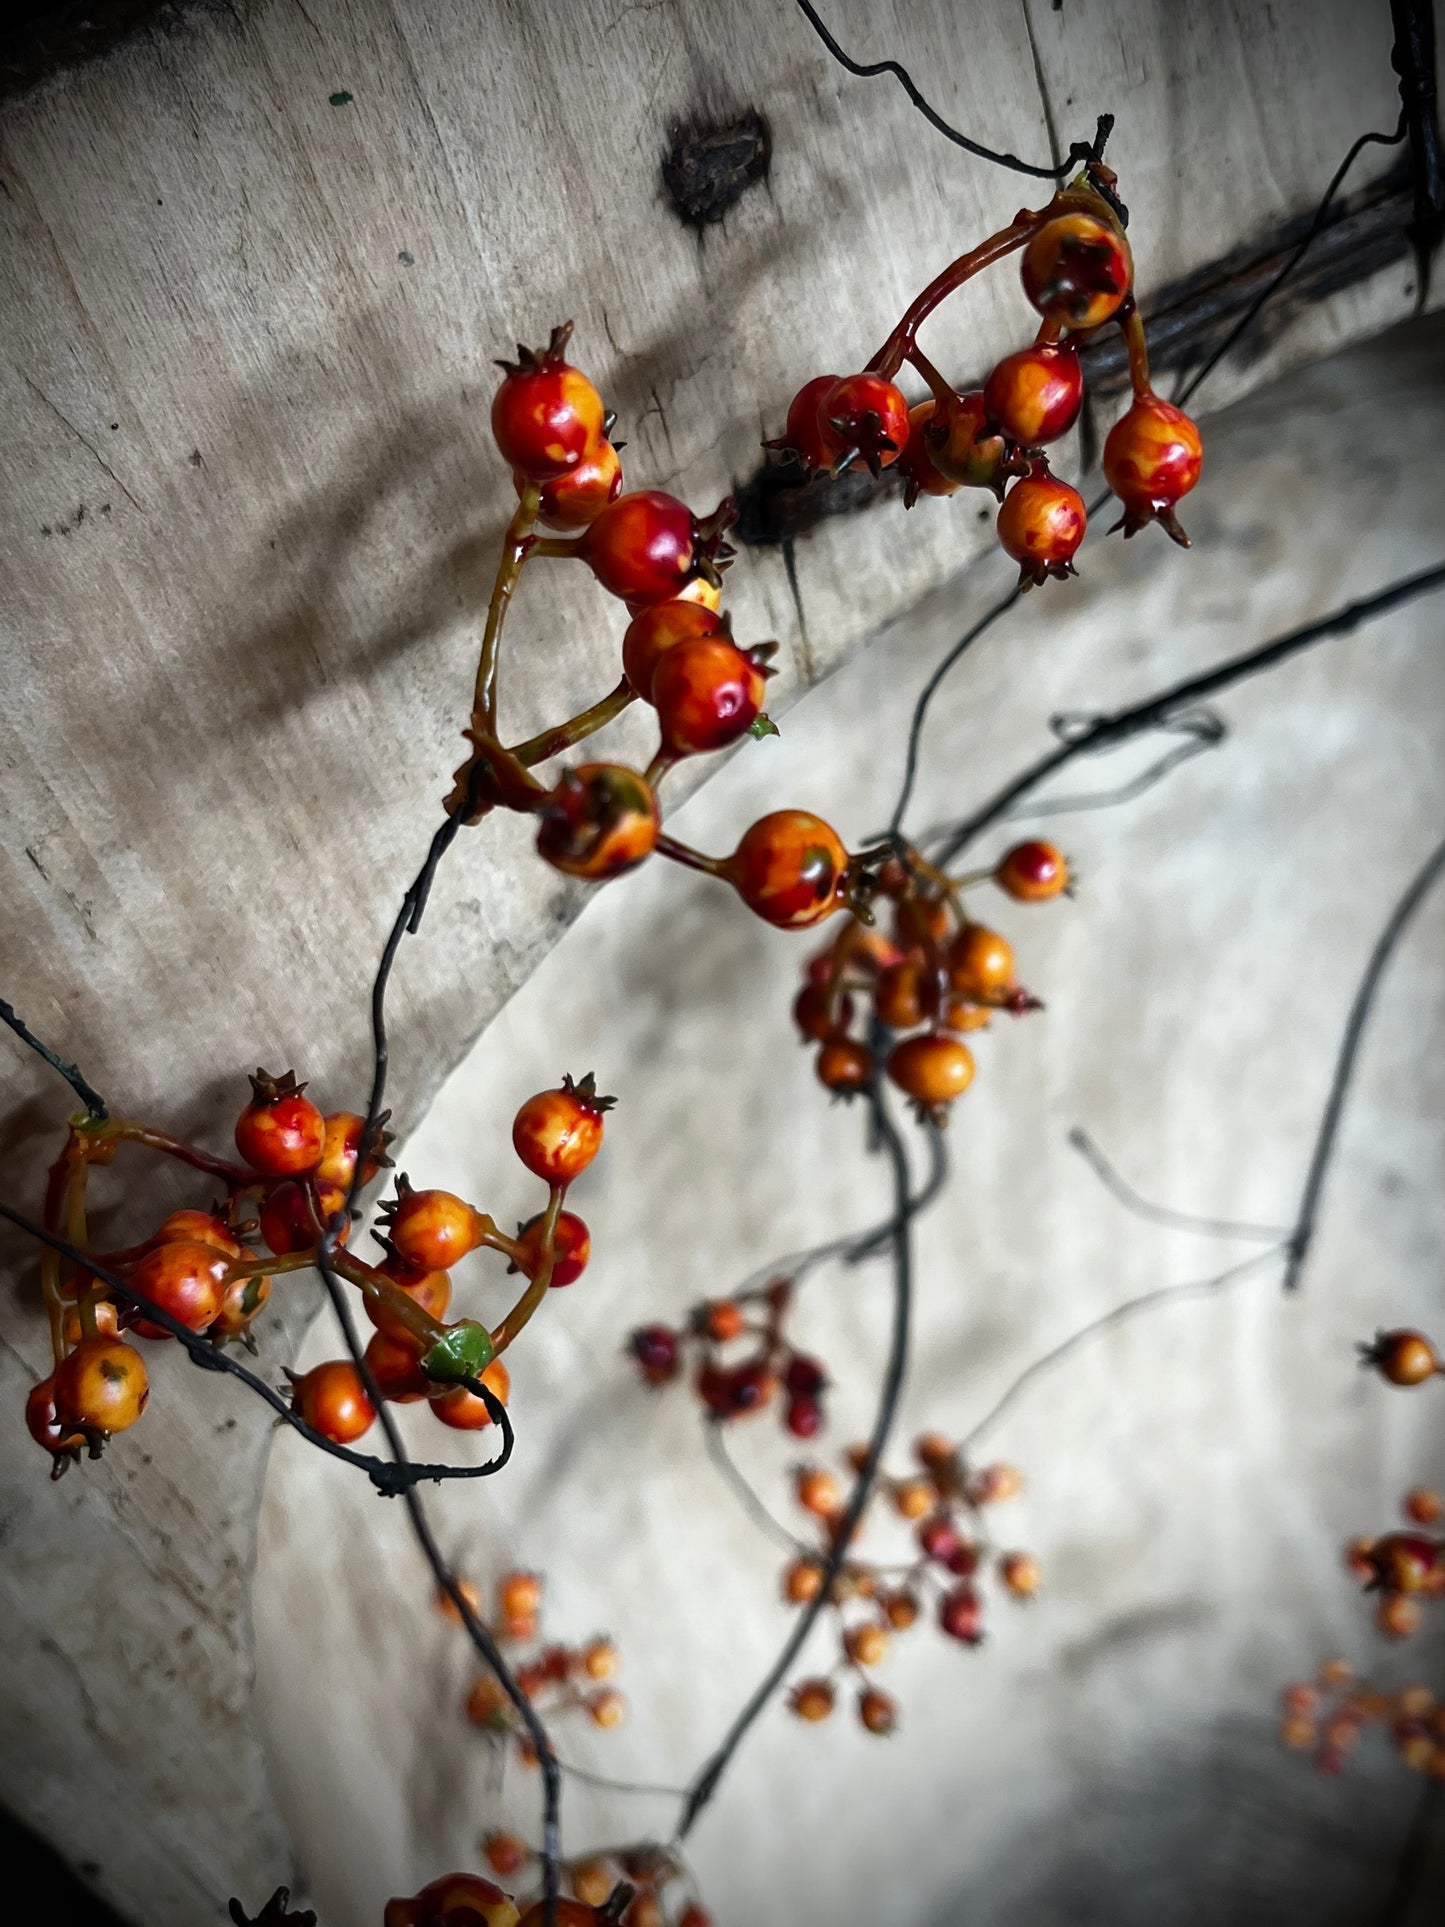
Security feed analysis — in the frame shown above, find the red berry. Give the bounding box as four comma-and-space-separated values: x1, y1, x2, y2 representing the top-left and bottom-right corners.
768, 373, 847, 474
917, 1514, 961, 1564
153, 1208, 241, 1256
515, 1209, 591, 1287
897, 400, 960, 507
1021, 212, 1132, 330
536, 763, 659, 880
727, 810, 850, 929
492, 321, 605, 482
1103, 395, 1203, 545
621, 599, 721, 701
578, 489, 736, 606
482, 1832, 531, 1879
512, 1074, 613, 1185
784, 1353, 829, 1399
997, 461, 1087, 586
823, 372, 910, 472
983, 342, 1084, 447
653, 636, 769, 754
696, 1358, 776, 1419
938, 1583, 985, 1645
629, 1323, 681, 1385
1368, 1533, 1442, 1596
398, 1872, 520, 1927
945, 1539, 981, 1578
290, 1359, 375, 1444
793, 982, 854, 1042
26, 1375, 87, 1466
54, 1338, 149, 1435
995, 839, 1070, 901
211, 1270, 272, 1343
524, 437, 622, 531
234, 1070, 325, 1176
785, 1396, 824, 1438
259, 1178, 347, 1256
816, 1036, 873, 1098
128, 1239, 229, 1339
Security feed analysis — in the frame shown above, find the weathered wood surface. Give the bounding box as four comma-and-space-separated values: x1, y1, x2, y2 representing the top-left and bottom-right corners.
0, 1, 1434, 1920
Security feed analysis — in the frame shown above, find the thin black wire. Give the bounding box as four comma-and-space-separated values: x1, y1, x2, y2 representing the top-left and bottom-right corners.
0, 1202, 513, 1491
1282, 831, 1445, 1292
927, 561, 1445, 867
1378, 1777, 1442, 1925
1, 997, 108, 1119
999, 712, 1225, 820
1067, 1126, 1291, 1242
1172, 117, 1407, 410
676, 1082, 914, 1840
793, 0, 1110, 182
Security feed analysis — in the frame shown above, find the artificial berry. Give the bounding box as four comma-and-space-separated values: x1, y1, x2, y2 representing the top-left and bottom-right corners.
795, 1466, 840, 1515
128, 1240, 231, 1339
938, 1584, 985, 1646
364, 1264, 452, 1341
1344, 1536, 1376, 1581
823, 371, 910, 473
498, 1570, 543, 1621
517, 1902, 600, 1927
921, 388, 1017, 498
677, 1908, 714, 1927
580, 490, 735, 606
386, 1184, 487, 1271
768, 373, 847, 474
1021, 211, 1132, 330
969, 1460, 1023, 1503
873, 959, 935, 1032
1000, 1551, 1041, 1598
513, 1074, 613, 1185
696, 1358, 777, 1419
784, 1353, 828, 1399
395, 1872, 520, 1927
621, 599, 720, 701
652, 636, 769, 754
1368, 1534, 1441, 1596
844, 1621, 890, 1667
570, 1864, 616, 1909
983, 342, 1083, 447
60, 1299, 121, 1348
915, 1431, 956, 1471
785, 1397, 825, 1438
289, 1359, 375, 1444
527, 437, 623, 531
882, 1590, 920, 1631
997, 461, 1086, 586
514, 1209, 591, 1287
892, 1477, 934, 1521
917, 1515, 962, 1564
483, 1833, 531, 1879
783, 1557, 825, 1604
363, 1328, 429, 1403
858, 1687, 898, 1736
437, 1575, 483, 1624
727, 810, 850, 929
432, 1358, 511, 1431
1361, 1330, 1441, 1386
898, 400, 960, 507
700, 1298, 746, 1342
1378, 1594, 1421, 1640
259, 1179, 347, 1256
995, 839, 1070, 901
315, 1109, 392, 1190
945, 1540, 981, 1578
629, 1323, 682, 1385
26, 1375, 87, 1467
1405, 1489, 1443, 1526
211, 1270, 272, 1343
492, 321, 604, 482
582, 1638, 619, 1679
1103, 394, 1203, 544
588, 1687, 627, 1728
816, 1037, 873, 1098
794, 982, 854, 1042
154, 1208, 241, 1255
789, 1678, 836, 1722
54, 1337, 149, 1435
536, 763, 659, 881
234, 1070, 326, 1176
948, 924, 1015, 1003
886, 1033, 976, 1114
943, 997, 992, 1033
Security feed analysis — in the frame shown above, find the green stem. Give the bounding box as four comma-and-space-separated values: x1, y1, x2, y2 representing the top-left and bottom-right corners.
510, 678, 636, 767
489, 1187, 563, 1356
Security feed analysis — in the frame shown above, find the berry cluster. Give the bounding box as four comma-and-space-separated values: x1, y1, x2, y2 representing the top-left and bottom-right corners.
767, 164, 1202, 582
482, 1838, 711, 1927
458, 1570, 624, 1765
783, 1436, 1036, 1736
25, 1069, 610, 1471
1280, 1661, 1445, 1782
797, 840, 1069, 1123
627, 1276, 832, 1436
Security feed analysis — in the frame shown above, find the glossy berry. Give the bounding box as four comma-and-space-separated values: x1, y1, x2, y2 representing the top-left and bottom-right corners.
696, 1358, 776, 1419
699, 1297, 746, 1342
785, 1396, 825, 1438
824, 372, 910, 473
816, 1037, 873, 1098
858, 1688, 898, 1736
677, 1908, 714, 1927
917, 1514, 963, 1565
536, 763, 659, 880
789, 1678, 836, 1722
364, 1264, 452, 1341
514, 1209, 591, 1286
512, 1073, 613, 1184
234, 1070, 325, 1176
290, 1359, 375, 1444
386, 1184, 487, 1271
1404, 1489, 1443, 1526
1378, 1594, 1421, 1640
128, 1239, 229, 1339
1021, 212, 1132, 330
882, 1589, 920, 1631
995, 840, 1070, 901
768, 373, 847, 473
569, 1864, 615, 1909
364, 1328, 429, 1404
54, 1338, 149, 1435
948, 924, 1015, 1003
621, 598, 720, 701
886, 1033, 976, 1114
211, 1270, 272, 1343
898, 400, 960, 508
580, 489, 735, 605
492, 321, 605, 482
498, 1570, 543, 1621
582, 1637, 619, 1679
26, 1375, 87, 1467
997, 462, 1087, 586
796, 1466, 840, 1515
60, 1299, 122, 1349
259, 1178, 348, 1256
315, 1109, 392, 1190
1368, 1534, 1441, 1596
432, 1357, 511, 1431
629, 1323, 681, 1385
794, 982, 854, 1042
518, 1905, 600, 1927
154, 1208, 241, 1255
653, 636, 769, 754
482, 1832, 530, 1879
783, 1557, 825, 1604
922, 388, 1018, 498
844, 1621, 890, 1668
874, 959, 936, 1032
390, 1872, 520, 1927
1103, 395, 1203, 544
727, 810, 850, 929
892, 1477, 934, 1521
527, 437, 623, 531
1361, 1330, 1441, 1386
983, 342, 1083, 447
938, 1583, 985, 1646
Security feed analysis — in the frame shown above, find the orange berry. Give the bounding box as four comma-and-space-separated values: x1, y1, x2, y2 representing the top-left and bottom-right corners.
783, 1558, 826, 1605
857, 1687, 898, 1736
882, 1590, 920, 1632
439, 1577, 483, 1624
1378, 1594, 1421, 1640
892, 1477, 934, 1520
569, 1861, 616, 1908
843, 1622, 890, 1668
581, 1638, 619, 1680
795, 1466, 841, 1516
1000, 1551, 1040, 1599
1404, 1488, 1443, 1526
483, 1830, 531, 1879
789, 1678, 835, 1722
588, 1688, 626, 1729
498, 1571, 543, 1622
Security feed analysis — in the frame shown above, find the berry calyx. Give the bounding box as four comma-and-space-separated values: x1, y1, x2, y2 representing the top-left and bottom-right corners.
621, 599, 720, 701
289, 1359, 375, 1444
234, 1070, 326, 1176
579, 490, 736, 605
1103, 395, 1203, 545
1021, 211, 1132, 330
513, 1209, 591, 1287
726, 810, 851, 929
766, 374, 847, 475
492, 320, 605, 482
995, 839, 1070, 901
536, 763, 659, 880
983, 342, 1084, 447
512, 1073, 614, 1184
652, 636, 770, 755
54, 1337, 149, 1437
823, 371, 910, 475
996, 461, 1087, 586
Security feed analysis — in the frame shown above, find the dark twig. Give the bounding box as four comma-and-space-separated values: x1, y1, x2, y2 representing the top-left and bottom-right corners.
1068, 1127, 1291, 1243
1388, 0, 1444, 306
792, 0, 1109, 181
1378, 1776, 1442, 1925
704, 1419, 808, 1554
1000, 711, 1225, 820
0, 998, 108, 1119
676, 1083, 914, 1839
1282, 832, 1445, 1291
928, 562, 1445, 867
